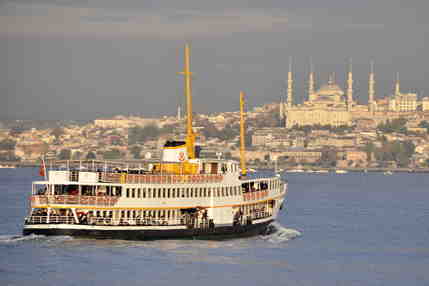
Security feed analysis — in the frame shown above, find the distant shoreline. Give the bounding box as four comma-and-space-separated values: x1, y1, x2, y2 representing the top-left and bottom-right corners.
3, 161, 429, 173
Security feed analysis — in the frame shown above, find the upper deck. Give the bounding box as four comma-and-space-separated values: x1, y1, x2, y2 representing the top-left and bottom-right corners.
39, 159, 241, 185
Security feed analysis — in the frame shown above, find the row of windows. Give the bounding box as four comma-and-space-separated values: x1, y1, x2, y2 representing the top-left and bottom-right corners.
94, 209, 179, 219
125, 186, 240, 199
124, 179, 282, 199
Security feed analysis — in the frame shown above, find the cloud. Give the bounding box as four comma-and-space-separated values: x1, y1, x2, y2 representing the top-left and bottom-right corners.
0, 2, 290, 38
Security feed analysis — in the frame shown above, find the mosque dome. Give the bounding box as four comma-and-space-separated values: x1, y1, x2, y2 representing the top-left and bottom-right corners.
316, 75, 344, 97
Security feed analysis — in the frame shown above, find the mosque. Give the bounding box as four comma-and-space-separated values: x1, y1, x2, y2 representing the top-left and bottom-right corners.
280, 60, 429, 128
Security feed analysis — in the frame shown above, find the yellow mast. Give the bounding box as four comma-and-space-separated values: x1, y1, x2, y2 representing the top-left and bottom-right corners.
240, 91, 247, 177
179, 43, 196, 159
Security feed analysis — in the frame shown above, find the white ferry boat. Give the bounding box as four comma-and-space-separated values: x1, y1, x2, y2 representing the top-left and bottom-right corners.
22, 44, 287, 240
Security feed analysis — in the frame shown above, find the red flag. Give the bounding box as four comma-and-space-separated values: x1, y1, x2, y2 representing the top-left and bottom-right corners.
39, 159, 45, 177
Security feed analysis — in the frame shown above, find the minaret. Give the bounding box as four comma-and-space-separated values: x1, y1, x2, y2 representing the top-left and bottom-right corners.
287, 57, 293, 107
177, 105, 181, 120
368, 61, 375, 113
279, 84, 285, 120
347, 59, 353, 111
308, 58, 315, 100
395, 72, 400, 96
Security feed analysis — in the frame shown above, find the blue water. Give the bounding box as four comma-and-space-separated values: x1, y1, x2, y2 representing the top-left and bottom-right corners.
1, 168, 429, 286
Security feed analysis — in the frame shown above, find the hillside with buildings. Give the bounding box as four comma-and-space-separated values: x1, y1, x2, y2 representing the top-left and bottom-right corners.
1, 63, 429, 170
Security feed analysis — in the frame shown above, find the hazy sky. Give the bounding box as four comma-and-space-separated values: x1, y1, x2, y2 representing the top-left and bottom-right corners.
1, 0, 428, 120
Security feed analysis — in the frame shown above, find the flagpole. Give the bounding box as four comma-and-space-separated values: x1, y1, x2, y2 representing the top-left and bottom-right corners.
42, 155, 47, 181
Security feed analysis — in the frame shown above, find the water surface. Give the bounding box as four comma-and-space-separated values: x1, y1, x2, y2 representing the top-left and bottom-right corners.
1, 168, 428, 286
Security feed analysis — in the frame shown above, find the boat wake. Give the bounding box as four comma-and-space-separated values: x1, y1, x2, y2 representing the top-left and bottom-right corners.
0, 234, 73, 244
260, 222, 301, 243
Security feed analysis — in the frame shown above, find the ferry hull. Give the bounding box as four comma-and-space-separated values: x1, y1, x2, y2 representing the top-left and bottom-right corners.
23, 220, 273, 240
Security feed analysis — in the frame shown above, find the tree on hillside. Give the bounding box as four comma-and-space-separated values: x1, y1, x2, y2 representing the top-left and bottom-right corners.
363, 142, 376, 162
128, 125, 160, 145
72, 151, 82, 160
58, 149, 71, 160
51, 127, 64, 139
86, 151, 97, 160
103, 149, 122, 160
130, 146, 142, 159
377, 118, 407, 134
0, 139, 16, 151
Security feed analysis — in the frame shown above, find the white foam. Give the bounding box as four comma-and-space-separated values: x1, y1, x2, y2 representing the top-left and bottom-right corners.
260, 221, 302, 243
0, 234, 73, 243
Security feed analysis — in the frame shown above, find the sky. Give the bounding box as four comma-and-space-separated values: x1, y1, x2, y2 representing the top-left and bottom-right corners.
1, 0, 429, 120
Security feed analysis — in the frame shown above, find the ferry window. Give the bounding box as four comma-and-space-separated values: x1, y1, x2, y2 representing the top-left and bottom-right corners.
221, 187, 225, 197
158, 189, 162, 198
143, 210, 146, 217
148, 188, 151, 198
172, 188, 175, 198
126, 188, 130, 198
167, 188, 171, 198
186, 188, 189, 198
190, 188, 193, 198
127, 210, 131, 218
181, 188, 185, 198
121, 210, 125, 218
199, 188, 202, 197
216, 188, 220, 197
162, 188, 166, 198
203, 188, 207, 197
137, 189, 141, 198
143, 188, 146, 198
208, 189, 211, 197
132, 189, 135, 198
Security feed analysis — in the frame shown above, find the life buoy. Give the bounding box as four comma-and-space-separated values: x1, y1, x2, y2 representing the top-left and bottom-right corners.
178, 152, 185, 162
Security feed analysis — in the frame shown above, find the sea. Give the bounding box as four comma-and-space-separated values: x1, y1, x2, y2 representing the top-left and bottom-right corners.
1, 168, 428, 286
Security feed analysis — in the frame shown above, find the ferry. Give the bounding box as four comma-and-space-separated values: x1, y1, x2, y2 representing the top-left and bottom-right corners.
22, 44, 287, 240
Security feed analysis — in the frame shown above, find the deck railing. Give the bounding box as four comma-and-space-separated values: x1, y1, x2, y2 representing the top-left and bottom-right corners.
25, 215, 183, 226
242, 190, 269, 201
30, 195, 120, 207
25, 216, 75, 224
100, 173, 223, 184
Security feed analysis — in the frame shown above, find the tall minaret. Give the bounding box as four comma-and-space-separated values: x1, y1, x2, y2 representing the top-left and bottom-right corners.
308, 58, 315, 101
347, 59, 353, 111
395, 72, 401, 95
287, 57, 293, 107
368, 61, 375, 113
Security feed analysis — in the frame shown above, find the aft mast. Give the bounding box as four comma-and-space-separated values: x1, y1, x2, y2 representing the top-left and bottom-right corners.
240, 91, 247, 177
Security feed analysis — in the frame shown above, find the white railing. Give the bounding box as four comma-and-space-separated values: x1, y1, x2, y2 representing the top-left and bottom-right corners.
101, 173, 223, 184
30, 195, 119, 206
25, 216, 75, 224
88, 217, 183, 226
25, 215, 183, 226
242, 190, 269, 201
